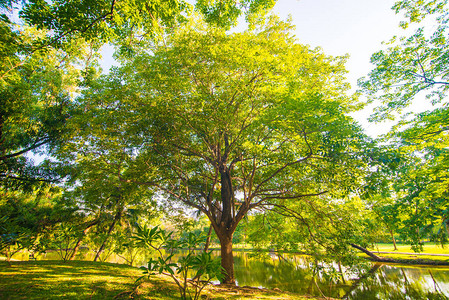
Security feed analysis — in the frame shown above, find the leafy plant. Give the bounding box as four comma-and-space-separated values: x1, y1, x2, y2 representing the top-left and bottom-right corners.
134, 225, 224, 300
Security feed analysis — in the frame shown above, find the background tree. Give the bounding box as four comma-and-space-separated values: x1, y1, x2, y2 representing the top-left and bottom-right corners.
359, 0, 449, 121
390, 120, 449, 250
0, 185, 76, 264
59, 146, 157, 262
362, 144, 406, 250
67, 17, 365, 283
359, 0, 449, 249
362, 137, 449, 251
0, 20, 97, 192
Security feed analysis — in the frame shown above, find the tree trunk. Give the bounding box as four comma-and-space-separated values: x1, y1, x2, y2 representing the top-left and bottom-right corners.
349, 243, 396, 263
204, 225, 213, 252
94, 210, 121, 262
69, 219, 100, 260
5, 245, 12, 267
338, 261, 346, 284
350, 243, 382, 260
445, 219, 449, 237
389, 229, 398, 251
214, 165, 237, 284
217, 232, 235, 284
69, 235, 85, 261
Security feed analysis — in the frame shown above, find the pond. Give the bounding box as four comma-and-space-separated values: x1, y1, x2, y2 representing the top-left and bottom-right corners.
25, 250, 449, 300
232, 252, 449, 300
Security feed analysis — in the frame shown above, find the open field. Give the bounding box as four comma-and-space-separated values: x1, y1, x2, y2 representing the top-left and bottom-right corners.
0, 260, 317, 300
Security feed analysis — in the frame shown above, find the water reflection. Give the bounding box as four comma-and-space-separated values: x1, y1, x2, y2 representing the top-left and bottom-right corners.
343, 264, 449, 300
30, 250, 449, 299
232, 252, 449, 300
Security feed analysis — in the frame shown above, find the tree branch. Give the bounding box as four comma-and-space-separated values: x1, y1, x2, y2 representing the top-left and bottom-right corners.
0, 138, 49, 161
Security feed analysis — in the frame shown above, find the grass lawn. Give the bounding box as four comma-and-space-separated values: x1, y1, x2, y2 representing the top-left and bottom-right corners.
363, 243, 449, 264
367, 243, 449, 254
0, 260, 315, 299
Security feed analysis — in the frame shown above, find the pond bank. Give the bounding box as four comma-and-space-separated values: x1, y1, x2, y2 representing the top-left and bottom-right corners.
372, 251, 449, 256
349, 243, 449, 266
229, 246, 449, 267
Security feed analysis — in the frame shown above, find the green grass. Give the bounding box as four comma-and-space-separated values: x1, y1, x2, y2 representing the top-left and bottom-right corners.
367, 243, 449, 254
361, 243, 449, 265
0, 260, 168, 299
0, 260, 310, 299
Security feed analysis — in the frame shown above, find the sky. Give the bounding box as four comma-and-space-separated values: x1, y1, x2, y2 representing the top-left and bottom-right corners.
272, 0, 402, 84
101, 0, 408, 137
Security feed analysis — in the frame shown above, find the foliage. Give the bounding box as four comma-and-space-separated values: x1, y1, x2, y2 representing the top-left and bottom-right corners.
134, 225, 224, 300
362, 140, 449, 251
359, 0, 449, 121
58, 126, 159, 262
389, 142, 449, 251
0, 186, 76, 263
0, 20, 97, 192
46, 223, 82, 261
110, 228, 143, 266
195, 0, 277, 28
0, 0, 277, 209
0, 0, 278, 193
245, 195, 368, 266
1, 0, 277, 50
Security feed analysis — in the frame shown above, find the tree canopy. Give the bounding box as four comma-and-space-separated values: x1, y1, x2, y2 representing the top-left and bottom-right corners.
0, 0, 279, 192
1, 0, 277, 49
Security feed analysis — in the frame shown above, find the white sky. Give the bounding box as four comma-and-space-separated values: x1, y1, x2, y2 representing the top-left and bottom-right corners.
273, 0, 402, 85
100, 0, 410, 137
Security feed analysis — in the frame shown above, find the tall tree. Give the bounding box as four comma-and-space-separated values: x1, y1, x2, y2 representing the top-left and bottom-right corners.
359, 0, 449, 248
67, 17, 364, 284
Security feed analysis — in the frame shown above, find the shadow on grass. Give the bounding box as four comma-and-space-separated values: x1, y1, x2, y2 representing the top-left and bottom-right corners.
0, 260, 151, 299
0, 260, 308, 300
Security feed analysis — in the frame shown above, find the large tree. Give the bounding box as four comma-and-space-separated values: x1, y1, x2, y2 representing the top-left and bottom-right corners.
66, 18, 364, 283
